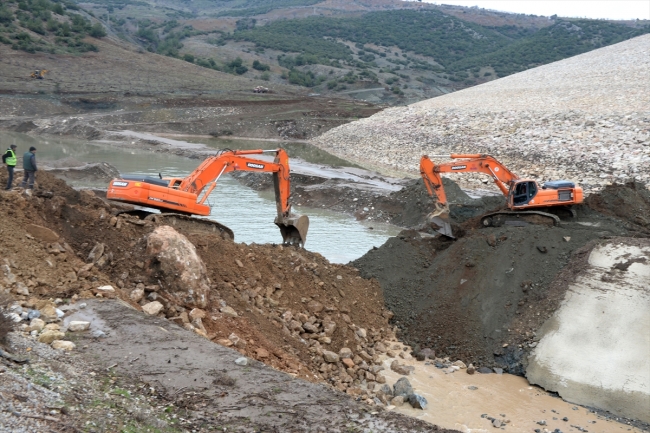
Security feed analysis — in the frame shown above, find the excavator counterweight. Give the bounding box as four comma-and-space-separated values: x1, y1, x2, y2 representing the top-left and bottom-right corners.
420, 154, 583, 238
107, 149, 309, 246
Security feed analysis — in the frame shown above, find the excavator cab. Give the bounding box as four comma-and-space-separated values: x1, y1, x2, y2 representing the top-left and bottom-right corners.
511, 181, 538, 206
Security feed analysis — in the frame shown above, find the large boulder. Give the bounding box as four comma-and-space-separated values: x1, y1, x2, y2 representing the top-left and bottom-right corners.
146, 226, 210, 308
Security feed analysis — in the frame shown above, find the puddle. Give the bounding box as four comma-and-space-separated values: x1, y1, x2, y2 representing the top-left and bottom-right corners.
0, 131, 399, 263
381, 358, 644, 432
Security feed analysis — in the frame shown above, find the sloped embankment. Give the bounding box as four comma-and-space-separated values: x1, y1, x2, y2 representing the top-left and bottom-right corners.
352, 182, 650, 375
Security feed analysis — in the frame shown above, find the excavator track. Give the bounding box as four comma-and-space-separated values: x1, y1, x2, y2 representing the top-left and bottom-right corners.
116, 210, 234, 240
481, 211, 561, 228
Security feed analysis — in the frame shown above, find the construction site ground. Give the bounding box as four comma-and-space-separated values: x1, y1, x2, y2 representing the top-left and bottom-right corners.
0, 157, 649, 432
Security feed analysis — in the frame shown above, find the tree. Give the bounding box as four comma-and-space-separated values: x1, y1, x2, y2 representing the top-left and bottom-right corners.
89, 23, 106, 38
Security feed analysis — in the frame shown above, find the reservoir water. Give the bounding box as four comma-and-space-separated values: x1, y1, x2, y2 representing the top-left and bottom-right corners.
0, 131, 399, 263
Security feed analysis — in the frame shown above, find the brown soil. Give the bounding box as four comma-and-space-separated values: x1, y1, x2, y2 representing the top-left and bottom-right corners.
352, 183, 650, 374
0, 170, 457, 431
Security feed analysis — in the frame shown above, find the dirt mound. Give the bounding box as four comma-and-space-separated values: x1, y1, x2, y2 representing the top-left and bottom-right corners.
0, 170, 410, 404
585, 181, 650, 229
352, 184, 645, 374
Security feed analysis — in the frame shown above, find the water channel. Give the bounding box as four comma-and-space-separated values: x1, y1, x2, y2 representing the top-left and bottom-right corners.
0, 131, 400, 263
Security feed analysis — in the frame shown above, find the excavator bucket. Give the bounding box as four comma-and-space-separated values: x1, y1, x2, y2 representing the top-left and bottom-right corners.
275, 214, 309, 247
427, 203, 454, 238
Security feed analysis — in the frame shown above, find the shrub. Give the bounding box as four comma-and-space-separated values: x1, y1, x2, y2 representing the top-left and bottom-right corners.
252, 60, 270, 71
260, 71, 270, 81
89, 23, 106, 38
183, 53, 194, 63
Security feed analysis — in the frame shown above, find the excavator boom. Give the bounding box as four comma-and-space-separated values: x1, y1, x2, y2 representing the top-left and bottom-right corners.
420, 154, 583, 238
107, 149, 309, 246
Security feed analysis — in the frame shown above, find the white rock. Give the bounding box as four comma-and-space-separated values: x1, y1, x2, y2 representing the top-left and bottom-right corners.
97, 285, 115, 292
142, 301, 164, 316
51, 340, 76, 351
234, 357, 248, 366
220, 306, 238, 317
68, 321, 90, 332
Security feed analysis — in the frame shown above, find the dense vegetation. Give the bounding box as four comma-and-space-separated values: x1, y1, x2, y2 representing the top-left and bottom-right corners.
231, 9, 650, 78
216, 0, 323, 18
0, 0, 106, 54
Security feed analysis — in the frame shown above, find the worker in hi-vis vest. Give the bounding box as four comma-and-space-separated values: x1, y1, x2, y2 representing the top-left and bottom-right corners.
2, 144, 17, 190
21, 146, 37, 190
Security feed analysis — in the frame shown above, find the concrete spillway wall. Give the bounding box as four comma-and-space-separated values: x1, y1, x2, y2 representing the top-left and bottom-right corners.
526, 239, 650, 423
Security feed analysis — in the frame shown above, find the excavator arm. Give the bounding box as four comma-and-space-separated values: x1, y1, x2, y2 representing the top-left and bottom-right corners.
107, 149, 309, 246
419, 154, 519, 237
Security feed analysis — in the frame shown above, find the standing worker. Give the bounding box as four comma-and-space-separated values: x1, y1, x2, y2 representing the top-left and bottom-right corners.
2, 144, 17, 190
21, 146, 37, 190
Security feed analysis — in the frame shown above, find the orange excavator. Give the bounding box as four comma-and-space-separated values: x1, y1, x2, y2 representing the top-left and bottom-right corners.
420, 154, 583, 238
106, 149, 309, 246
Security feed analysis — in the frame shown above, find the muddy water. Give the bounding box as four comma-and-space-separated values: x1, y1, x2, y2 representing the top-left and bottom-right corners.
0, 131, 399, 263
382, 358, 643, 433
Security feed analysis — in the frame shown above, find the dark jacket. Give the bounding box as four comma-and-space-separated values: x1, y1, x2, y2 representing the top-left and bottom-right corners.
23, 151, 37, 171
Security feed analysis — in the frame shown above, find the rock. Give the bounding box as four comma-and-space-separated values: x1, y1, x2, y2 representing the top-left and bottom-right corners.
55, 308, 64, 319
375, 342, 387, 353
44, 323, 60, 331
322, 321, 336, 335
393, 377, 414, 397
25, 224, 59, 242
220, 306, 238, 317
38, 330, 65, 344
228, 333, 246, 349
486, 234, 497, 247
390, 396, 405, 406
77, 263, 93, 279
146, 226, 210, 308
14, 284, 29, 296
453, 360, 467, 369
28, 318, 45, 332
467, 365, 476, 375
91, 329, 106, 338
142, 301, 164, 316
399, 351, 412, 360
51, 340, 76, 351
27, 310, 40, 320
256, 348, 269, 358
87, 243, 105, 263
379, 384, 393, 396
217, 338, 233, 347
302, 322, 318, 333
415, 348, 435, 361
356, 328, 367, 339
234, 357, 248, 366
386, 350, 397, 358
390, 360, 414, 375
189, 308, 206, 320
408, 393, 428, 410
67, 321, 90, 332
39, 304, 58, 323
339, 347, 353, 359
493, 367, 503, 374
97, 285, 115, 292
323, 350, 340, 363
306, 300, 324, 314
478, 367, 493, 374
130, 287, 144, 303
376, 373, 387, 384
492, 419, 502, 428
342, 358, 355, 368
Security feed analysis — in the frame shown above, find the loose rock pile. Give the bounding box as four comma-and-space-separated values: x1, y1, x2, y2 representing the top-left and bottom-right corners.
312, 35, 650, 194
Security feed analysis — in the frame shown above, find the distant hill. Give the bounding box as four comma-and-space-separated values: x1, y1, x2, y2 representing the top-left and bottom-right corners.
4, 0, 649, 106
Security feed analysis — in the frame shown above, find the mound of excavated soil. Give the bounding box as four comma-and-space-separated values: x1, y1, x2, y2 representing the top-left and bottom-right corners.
352, 183, 648, 374
0, 170, 418, 405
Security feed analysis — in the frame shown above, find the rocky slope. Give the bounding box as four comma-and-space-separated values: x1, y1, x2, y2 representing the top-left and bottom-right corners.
312, 34, 650, 194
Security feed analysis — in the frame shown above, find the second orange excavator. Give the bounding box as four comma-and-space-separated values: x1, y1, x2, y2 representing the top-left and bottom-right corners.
107, 148, 309, 246
420, 154, 583, 238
